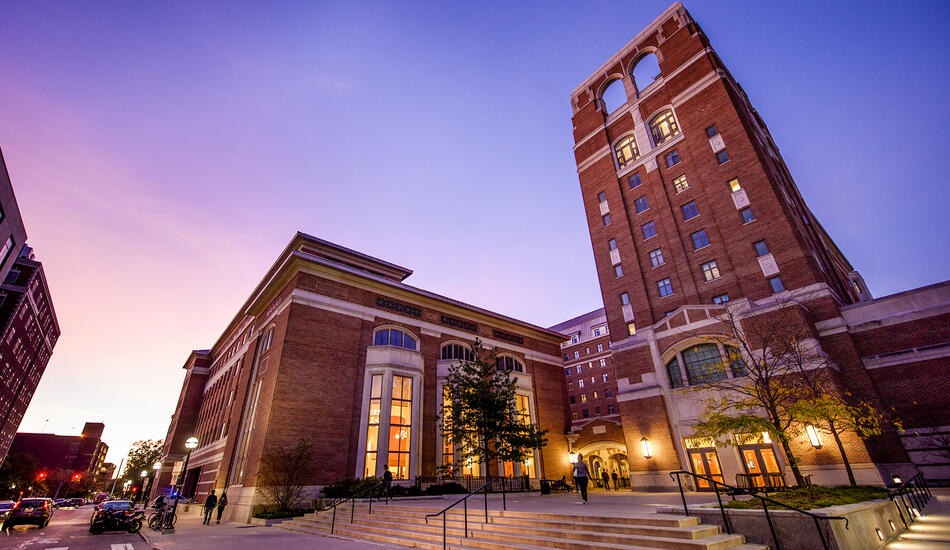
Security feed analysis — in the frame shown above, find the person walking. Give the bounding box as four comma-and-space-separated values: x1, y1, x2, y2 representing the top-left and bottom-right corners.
215, 491, 228, 524
611, 471, 619, 490
203, 490, 218, 525
601, 470, 611, 491
572, 454, 590, 504
382, 465, 393, 501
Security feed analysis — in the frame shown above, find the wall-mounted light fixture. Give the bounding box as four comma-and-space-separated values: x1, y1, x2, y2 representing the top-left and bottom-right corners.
875, 528, 884, 541
805, 424, 822, 449
569, 452, 578, 464
641, 437, 653, 459
892, 474, 902, 485
888, 519, 896, 532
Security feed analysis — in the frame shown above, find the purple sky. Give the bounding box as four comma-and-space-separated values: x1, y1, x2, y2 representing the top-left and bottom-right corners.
1, 1, 948, 466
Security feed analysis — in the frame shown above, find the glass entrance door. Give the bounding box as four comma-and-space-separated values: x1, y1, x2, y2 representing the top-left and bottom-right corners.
741, 447, 781, 487
687, 448, 724, 490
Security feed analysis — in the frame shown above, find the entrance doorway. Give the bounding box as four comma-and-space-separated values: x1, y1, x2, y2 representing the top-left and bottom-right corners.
684, 437, 723, 491
736, 432, 783, 488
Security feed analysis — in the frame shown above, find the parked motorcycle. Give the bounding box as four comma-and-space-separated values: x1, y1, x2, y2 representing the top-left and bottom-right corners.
89, 508, 145, 534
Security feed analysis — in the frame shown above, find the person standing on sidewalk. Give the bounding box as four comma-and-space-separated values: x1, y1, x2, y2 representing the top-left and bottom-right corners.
611, 471, 619, 490
601, 470, 611, 491
203, 490, 218, 525
572, 454, 590, 504
215, 491, 228, 524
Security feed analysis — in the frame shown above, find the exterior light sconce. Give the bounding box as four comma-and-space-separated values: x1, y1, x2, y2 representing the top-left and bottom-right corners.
888, 519, 896, 532
641, 437, 653, 459
805, 424, 822, 449
892, 474, 902, 485
569, 452, 578, 464
185, 436, 199, 450
153, 461, 162, 471
875, 528, 884, 541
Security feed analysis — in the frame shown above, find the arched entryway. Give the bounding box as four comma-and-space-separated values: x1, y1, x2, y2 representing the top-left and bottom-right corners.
575, 441, 629, 490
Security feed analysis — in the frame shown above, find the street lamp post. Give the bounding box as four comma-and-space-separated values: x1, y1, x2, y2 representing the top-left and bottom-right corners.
166, 437, 198, 532
139, 471, 148, 507
144, 461, 161, 510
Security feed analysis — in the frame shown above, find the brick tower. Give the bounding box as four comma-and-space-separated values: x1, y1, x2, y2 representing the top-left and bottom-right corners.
568, 3, 917, 489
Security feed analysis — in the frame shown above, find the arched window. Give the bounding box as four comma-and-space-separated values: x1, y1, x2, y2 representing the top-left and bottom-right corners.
649, 109, 680, 145
496, 355, 524, 373
666, 357, 684, 388
261, 326, 275, 353
631, 53, 662, 94
441, 342, 474, 361
614, 136, 640, 169
373, 327, 417, 350
681, 344, 726, 384
601, 79, 627, 114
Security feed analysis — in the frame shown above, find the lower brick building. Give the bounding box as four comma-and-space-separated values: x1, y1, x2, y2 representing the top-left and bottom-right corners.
153, 233, 569, 521
8, 422, 108, 479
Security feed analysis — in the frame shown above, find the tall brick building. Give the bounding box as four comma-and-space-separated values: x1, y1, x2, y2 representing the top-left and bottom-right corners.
564, 2, 950, 489
0, 146, 61, 463
9, 422, 108, 478
154, 233, 569, 521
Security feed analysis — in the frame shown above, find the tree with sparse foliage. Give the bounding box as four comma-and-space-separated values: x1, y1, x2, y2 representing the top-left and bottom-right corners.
257, 439, 313, 515
119, 439, 164, 492
440, 339, 546, 477
0, 452, 41, 499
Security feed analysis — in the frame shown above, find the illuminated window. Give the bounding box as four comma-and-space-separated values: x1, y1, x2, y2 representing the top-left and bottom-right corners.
574, 350, 580, 359
387, 375, 413, 479
614, 136, 640, 169
649, 248, 664, 267
593, 391, 599, 399
581, 394, 587, 403
627, 323, 636, 335
728, 178, 741, 192
496, 355, 525, 373
596, 344, 603, 352
649, 110, 680, 145
657, 278, 673, 297
441, 343, 474, 361
578, 379, 584, 388
642, 221, 657, 239
713, 293, 730, 304
441, 387, 453, 471
572, 411, 578, 420
373, 328, 417, 350
567, 381, 573, 390
602, 374, 608, 382
364, 374, 383, 477
702, 260, 721, 281
672, 175, 689, 193
599, 358, 606, 368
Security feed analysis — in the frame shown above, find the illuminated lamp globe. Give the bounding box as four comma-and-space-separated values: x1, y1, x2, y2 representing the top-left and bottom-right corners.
185, 437, 199, 450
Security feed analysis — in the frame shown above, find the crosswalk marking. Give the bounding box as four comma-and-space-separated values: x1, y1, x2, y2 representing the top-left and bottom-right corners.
111, 544, 135, 550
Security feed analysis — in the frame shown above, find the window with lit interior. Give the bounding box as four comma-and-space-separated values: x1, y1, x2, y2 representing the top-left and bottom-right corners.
649, 109, 680, 145
614, 136, 640, 169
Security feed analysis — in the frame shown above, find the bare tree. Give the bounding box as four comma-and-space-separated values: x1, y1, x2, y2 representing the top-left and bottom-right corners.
257, 439, 313, 514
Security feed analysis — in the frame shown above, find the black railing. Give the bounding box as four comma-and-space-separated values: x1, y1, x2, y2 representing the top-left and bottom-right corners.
670, 470, 848, 550
424, 476, 507, 550
415, 475, 526, 493
325, 480, 388, 535
888, 472, 932, 529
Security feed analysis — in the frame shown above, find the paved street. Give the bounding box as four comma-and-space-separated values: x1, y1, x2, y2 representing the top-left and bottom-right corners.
0, 506, 147, 550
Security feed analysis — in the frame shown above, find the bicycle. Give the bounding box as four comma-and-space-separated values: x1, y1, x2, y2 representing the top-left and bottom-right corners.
147, 506, 177, 530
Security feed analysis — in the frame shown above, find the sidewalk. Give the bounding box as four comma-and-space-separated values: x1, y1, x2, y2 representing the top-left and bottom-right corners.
138, 510, 403, 549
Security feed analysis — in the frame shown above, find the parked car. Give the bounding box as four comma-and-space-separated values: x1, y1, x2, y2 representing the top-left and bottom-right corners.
59, 498, 84, 508
2, 498, 53, 529
0, 501, 14, 522
90, 500, 133, 525
53, 499, 66, 508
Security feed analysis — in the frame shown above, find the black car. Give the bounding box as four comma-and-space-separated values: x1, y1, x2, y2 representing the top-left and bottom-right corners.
2, 498, 53, 529
63, 498, 85, 507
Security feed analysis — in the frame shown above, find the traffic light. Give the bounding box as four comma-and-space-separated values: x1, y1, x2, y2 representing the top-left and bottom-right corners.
36, 472, 47, 481
72, 473, 82, 481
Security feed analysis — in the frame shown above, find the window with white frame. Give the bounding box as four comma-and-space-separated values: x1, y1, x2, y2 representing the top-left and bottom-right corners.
373, 327, 417, 350
441, 342, 474, 361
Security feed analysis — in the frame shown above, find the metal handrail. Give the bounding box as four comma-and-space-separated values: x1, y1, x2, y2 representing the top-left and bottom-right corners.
424, 476, 507, 550
669, 470, 848, 550
326, 480, 388, 534
888, 472, 931, 528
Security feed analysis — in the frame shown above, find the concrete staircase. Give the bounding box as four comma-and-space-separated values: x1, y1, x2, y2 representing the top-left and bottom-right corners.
275, 503, 766, 549
886, 489, 950, 549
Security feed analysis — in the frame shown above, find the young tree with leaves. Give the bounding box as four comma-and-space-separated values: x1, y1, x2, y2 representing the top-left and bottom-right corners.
257, 439, 313, 514
120, 439, 164, 489
440, 339, 546, 478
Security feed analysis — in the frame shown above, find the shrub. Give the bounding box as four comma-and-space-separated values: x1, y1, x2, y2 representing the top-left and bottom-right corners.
321, 477, 382, 499
724, 485, 889, 510
424, 482, 468, 496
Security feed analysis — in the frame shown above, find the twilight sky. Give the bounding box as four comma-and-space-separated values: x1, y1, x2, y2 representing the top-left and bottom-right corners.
1, 1, 948, 466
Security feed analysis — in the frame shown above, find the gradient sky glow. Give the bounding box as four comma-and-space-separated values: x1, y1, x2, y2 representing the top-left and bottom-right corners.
1, 1, 948, 466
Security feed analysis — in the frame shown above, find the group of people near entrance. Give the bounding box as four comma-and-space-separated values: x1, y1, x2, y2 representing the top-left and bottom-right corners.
202, 490, 228, 525
571, 453, 622, 504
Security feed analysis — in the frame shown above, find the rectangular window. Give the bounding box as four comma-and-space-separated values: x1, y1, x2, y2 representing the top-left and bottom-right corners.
642, 221, 657, 239
596, 343, 603, 352
602, 373, 608, 383
657, 278, 673, 297
577, 364, 582, 373
602, 214, 611, 226
387, 375, 413, 479
578, 379, 585, 389
595, 406, 601, 415
364, 374, 383, 478
665, 150, 680, 167
582, 409, 589, 418
705, 125, 718, 138
442, 387, 454, 470
567, 381, 573, 390
574, 350, 580, 359
0, 237, 13, 269
572, 411, 578, 420
608, 405, 615, 414
597, 191, 606, 203
672, 175, 689, 193
713, 293, 730, 304
634, 196, 649, 213
768, 276, 785, 293
728, 178, 741, 192
566, 367, 572, 375
580, 392, 586, 402
570, 395, 576, 404
691, 229, 709, 249
649, 248, 664, 267
627, 322, 636, 335
599, 358, 606, 367
740, 207, 756, 223
614, 264, 623, 277
629, 172, 642, 188
702, 260, 721, 281
716, 150, 730, 164
593, 391, 599, 399
754, 240, 769, 256
608, 238, 617, 250
620, 292, 630, 305
605, 389, 612, 398
682, 201, 699, 220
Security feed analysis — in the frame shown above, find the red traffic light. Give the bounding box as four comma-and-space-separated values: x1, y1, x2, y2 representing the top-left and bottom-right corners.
36, 472, 47, 481
72, 473, 82, 481
131, 487, 137, 492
